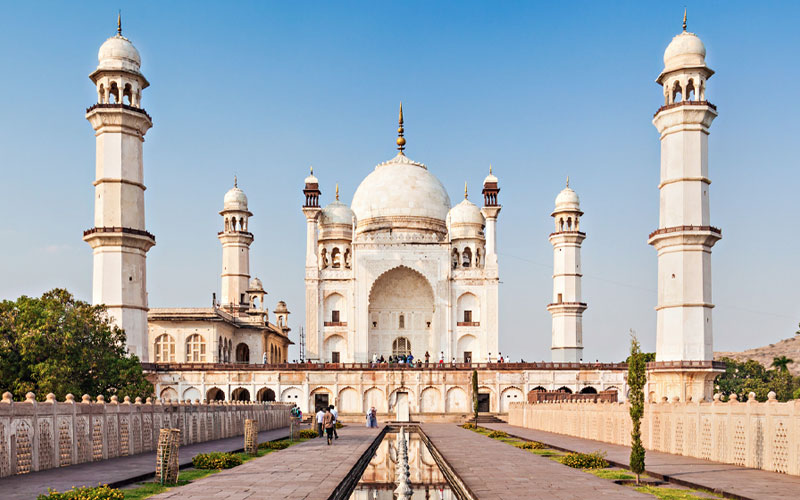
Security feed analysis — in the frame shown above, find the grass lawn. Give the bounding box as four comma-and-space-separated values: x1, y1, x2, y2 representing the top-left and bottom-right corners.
587, 469, 634, 480
635, 486, 723, 500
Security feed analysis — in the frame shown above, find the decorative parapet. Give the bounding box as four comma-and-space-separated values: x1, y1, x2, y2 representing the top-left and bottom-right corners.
0, 392, 291, 478
508, 393, 800, 475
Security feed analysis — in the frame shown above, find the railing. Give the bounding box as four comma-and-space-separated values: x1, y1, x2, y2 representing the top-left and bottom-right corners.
654, 100, 717, 117
142, 361, 630, 372
456, 322, 480, 327
323, 321, 347, 327
528, 390, 618, 404
548, 230, 587, 237
546, 301, 587, 308
83, 226, 155, 241
648, 225, 722, 239
86, 102, 152, 120
647, 360, 726, 370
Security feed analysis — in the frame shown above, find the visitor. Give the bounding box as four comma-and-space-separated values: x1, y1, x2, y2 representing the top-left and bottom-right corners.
488, 352, 493, 363
262, 352, 268, 364
372, 353, 377, 366
407, 353, 414, 364
439, 351, 444, 364
315, 407, 325, 438
330, 404, 339, 440
323, 407, 335, 445
366, 406, 378, 428
499, 352, 504, 363
424, 351, 430, 366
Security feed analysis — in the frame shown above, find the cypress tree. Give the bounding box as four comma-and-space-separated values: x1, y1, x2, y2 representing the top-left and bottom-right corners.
471, 369, 479, 422
628, 330, 646, 484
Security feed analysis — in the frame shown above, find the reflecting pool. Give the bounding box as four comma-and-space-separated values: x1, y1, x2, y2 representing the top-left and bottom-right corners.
348, 429, 455, 499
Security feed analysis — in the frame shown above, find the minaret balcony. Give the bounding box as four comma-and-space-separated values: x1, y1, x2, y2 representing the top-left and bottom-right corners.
546, 301, 587, 313
86, 102, 152, 121
647, 225, 721, 249
82, 226, 155, 251
653, 100, 716, 117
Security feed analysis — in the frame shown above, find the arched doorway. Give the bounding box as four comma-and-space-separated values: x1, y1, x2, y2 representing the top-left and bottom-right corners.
368, 266, 434, 359
231, 388, 250, 401
580, 387, 598, 394
257, 388, 276, 402
207, 387, 225, 401
235, 343, 250, 363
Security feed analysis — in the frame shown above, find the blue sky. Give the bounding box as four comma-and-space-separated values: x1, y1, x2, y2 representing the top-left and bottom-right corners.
1, 1, 798, 363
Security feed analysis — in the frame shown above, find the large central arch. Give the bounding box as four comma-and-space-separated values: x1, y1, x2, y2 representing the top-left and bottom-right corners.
368, 266, 435, 360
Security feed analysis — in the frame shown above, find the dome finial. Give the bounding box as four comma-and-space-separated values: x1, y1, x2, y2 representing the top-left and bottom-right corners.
234, 175, 238, 188
682, 7, 687, 32
335, 183, 339, 201
310, 165, 314, 175
464, 181, 468, 199
396, 102, 406, 154
566, 176, 569, 188
117, 11, 122, 36
489, 164, 493, 175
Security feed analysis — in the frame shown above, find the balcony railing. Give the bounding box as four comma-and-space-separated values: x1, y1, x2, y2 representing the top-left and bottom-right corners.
83, 226, 155, 241
141, 361, 630, 372
654, 100, 717, 117
457, 322, 480, 327
86, 103, 152, 120
648, 225, 721, 239
324, 321, 347, 327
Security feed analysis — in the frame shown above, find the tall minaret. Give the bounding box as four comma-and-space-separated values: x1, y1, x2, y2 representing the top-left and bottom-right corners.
480, 166, 501, 360
648, 14, 721, 401
219, 178, 253, 311
547, 180, 586, 363
302, 167, 322, 360
83, 18, 154, 358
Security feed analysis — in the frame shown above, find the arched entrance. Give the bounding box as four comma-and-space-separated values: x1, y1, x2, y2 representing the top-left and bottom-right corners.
368, 266, 434, 360
231, 388, 250, 401
207, 387, 225, 401
257, 388, 276, 402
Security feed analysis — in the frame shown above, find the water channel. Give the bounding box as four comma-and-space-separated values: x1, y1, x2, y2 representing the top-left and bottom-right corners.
348, 429, 456, 500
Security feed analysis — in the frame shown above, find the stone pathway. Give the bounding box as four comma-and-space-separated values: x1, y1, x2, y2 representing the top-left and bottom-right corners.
0, 427, 292, 500
420, 424, 651, 500
483, 422, 800, 500
149, 426, 382, 500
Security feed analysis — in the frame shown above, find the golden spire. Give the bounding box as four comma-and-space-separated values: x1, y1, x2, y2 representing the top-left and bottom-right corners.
117, 11, 122, 36
234, 175, 238, 188
464, 182, 468, 199
310, 166, 314, 175
335, 183, 339, 201
396, 102, 406, 154
682, 8, 687, 32
489, 164, 493, 175
566, 176, 570, 188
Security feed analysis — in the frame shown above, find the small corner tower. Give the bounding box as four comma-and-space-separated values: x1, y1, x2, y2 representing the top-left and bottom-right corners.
218, 178, 254, 311
83, 17, 154, 358
648, 13, 722, 401
547, 179, 586, 362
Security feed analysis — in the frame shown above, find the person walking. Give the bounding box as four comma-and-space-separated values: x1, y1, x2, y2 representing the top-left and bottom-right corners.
315, 407, 325, 438
368, 406, 378, 428
424, 351, 430, 366
330, 404, 339, 440
323, 407, 335, 445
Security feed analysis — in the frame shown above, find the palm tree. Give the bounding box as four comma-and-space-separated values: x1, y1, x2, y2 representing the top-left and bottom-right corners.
772, 356, 794, 372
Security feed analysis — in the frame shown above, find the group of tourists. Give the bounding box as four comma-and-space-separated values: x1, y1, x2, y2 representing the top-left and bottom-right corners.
365, 406, 378, 427
368, 351, 511, 366
315, 405, 339, 445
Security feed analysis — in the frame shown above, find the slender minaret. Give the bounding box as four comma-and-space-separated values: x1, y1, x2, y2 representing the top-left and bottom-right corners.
648, 14, 721, 401
219, 178, 253, 311
480, 166, 501, 360
83, 18, 154, 358
547, 180, 586, 362
302, 167, 322, 360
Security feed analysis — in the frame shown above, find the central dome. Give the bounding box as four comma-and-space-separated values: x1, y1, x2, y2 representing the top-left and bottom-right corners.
351, 153, 451, 235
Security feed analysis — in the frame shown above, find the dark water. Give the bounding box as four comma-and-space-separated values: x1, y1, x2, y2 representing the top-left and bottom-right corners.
348, 430, 455, 499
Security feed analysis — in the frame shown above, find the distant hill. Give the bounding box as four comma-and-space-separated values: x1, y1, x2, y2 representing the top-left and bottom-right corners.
715, 336, 800, 376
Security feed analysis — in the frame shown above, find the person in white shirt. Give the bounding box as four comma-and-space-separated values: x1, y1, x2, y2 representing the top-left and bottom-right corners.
330, 405, 339, 440
315, 408, 325, 438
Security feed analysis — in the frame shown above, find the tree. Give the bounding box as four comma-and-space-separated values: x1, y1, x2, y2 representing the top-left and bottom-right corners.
0, 289, 153, 401
625, 352, 656, 364
627, 330, 646, 485
772, 356, 794, 372
471, 369, 479, 422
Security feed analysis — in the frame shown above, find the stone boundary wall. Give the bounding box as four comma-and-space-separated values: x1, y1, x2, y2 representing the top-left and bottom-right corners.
0, 392, 291, 477
509, 395, 800, 476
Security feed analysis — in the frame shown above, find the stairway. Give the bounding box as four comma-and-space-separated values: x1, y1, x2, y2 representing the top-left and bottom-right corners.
472, 414, 506, 424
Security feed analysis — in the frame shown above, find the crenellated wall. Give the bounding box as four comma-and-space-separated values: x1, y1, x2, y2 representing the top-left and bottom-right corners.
0, 392, 291, 477
508, 394, 800, 475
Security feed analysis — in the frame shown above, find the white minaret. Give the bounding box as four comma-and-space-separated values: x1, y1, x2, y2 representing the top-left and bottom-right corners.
547, 180, 586, 362
83, 17, 154, 358
648, 14, 721, 401
302, 168, 322, 360
219, 178, 254, 311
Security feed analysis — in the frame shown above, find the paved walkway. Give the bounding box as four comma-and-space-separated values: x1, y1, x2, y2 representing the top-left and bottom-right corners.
150, 426, 382, 500
421, 424, 650, 500
0, 427, 292, 500
483, 422, 800, 500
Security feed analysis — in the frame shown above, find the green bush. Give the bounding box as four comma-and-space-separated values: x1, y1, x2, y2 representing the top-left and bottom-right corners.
37, 485, 124, 500
514, 441, 545, 450
298, 429, 319, 439
259, 440, 291, 450
560, 451, 609, 469
460, 423, 477, 430
487, 430, 508, 439
192, 452, 243, 470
